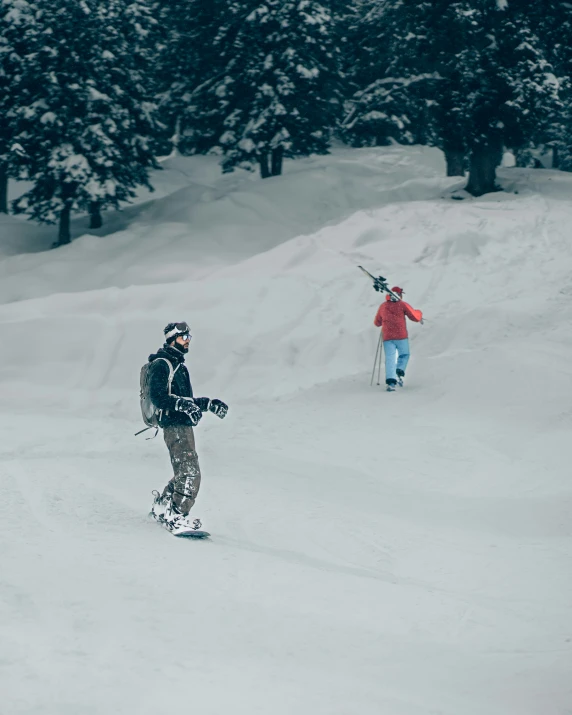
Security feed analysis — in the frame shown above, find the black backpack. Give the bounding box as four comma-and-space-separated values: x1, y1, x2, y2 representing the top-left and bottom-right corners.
139, 358, 179, 428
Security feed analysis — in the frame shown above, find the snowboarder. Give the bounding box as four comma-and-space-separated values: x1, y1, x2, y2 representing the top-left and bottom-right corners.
146, 322, 228, 535
373, 287, 423, 391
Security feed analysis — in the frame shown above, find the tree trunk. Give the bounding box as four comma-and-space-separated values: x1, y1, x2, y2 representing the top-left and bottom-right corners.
553, 146, 560, 169
89, 201, 103, 229
55, 203, 72, 247
271, 146, 284, 176
465, 143, 502, 197
0, 163, 8, 214
444, 147, 465, 177
259, 153, 271, 179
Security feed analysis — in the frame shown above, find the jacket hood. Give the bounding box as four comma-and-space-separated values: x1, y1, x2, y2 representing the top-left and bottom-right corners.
148, 344, 186, 364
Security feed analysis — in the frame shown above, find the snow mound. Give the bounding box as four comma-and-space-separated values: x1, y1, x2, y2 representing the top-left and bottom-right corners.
0, 146, 457, 301
0, 147, 571, 715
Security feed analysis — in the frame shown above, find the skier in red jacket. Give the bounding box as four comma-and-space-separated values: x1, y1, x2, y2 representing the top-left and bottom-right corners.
374, 287, 423, 391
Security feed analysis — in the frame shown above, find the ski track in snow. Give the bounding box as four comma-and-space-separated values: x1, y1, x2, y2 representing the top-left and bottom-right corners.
1, 147, 571, 715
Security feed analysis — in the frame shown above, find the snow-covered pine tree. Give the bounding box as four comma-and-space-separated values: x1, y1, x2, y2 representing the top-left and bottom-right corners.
455, 1, 560, 194
343, 1, 435, 150
348, 0, 562, 195
0, 0, 38, 213
423, 1, 470, 176
345, 1, 466, 173
191, 0, 342, 178
154, 0, 239, 156
526, 1, 572, 169
11, 0, 159, 245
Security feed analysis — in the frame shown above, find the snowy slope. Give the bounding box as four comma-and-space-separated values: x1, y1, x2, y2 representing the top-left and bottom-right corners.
0, 147, 571, 715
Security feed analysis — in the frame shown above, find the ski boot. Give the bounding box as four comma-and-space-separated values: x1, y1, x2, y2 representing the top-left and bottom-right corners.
151, 490, 203, 534
164, 510, 203, 536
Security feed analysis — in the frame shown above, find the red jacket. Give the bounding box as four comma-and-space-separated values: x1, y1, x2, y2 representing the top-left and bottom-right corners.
374, 296, 422, 341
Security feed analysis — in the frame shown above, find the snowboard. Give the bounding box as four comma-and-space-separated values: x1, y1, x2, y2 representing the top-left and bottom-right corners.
173, 529, 210, 539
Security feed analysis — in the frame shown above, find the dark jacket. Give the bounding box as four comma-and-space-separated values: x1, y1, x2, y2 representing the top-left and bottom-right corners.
148, 345, 195, 427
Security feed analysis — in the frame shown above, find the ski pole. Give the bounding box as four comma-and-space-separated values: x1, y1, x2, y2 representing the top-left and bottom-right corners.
370, 330, 383, 386
377, 333, 383, 385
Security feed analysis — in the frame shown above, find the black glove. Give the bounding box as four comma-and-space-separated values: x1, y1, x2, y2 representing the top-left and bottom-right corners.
174, 398, 203, 426
209, 398, 228, 419
194, 397, 210, 412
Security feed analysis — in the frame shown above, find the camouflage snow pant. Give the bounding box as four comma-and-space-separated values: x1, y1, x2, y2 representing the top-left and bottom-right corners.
161, 425, 202, 516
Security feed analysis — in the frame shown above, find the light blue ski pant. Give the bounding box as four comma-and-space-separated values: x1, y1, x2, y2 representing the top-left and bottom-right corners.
384, 339, 410, 383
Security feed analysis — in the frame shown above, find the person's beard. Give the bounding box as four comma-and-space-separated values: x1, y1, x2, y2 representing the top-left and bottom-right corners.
173, 342, 189, 354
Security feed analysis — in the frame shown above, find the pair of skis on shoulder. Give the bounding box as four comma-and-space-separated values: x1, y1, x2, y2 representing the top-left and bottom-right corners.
357, 266, 403, 301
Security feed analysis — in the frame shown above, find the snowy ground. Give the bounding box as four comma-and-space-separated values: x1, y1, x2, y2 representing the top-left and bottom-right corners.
1, 147, 571, 715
